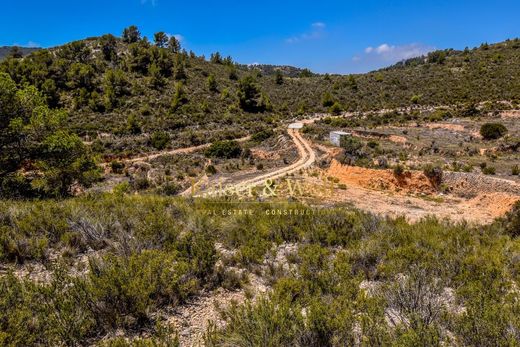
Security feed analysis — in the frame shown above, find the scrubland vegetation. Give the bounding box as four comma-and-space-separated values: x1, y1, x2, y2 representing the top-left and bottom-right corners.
0, 194, 518, 345
1, 27, 520, 156
1, 26, 520, 346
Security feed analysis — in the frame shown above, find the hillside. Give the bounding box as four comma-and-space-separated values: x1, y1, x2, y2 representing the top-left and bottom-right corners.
1, 31, 519, 144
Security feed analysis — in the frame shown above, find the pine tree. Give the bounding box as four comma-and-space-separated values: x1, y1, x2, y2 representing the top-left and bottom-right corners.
154, 32, 168, 48
122, 25, 141, 43
167, 36, 181, 54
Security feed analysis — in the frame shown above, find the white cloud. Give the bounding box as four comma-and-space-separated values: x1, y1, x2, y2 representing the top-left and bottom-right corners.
163, 33, 184, 43
359, 42, 435, 62
375, 43, 392, 54
286, 22, 326, 44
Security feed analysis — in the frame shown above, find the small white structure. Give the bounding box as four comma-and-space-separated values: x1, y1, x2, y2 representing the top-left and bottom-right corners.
288, 122, 304, 129
329, 131, 351, 146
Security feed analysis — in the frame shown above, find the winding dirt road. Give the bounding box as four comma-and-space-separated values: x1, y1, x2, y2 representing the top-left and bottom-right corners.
231, 128, 315, 189
184, 126, 316, 197
121, 136, 251, 164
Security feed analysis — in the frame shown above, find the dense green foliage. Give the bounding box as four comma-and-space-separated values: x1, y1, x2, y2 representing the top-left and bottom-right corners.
0, 72, 99, 198
204, 140, 242, 159
1, 28, 519, 149
480, 122, 508, 140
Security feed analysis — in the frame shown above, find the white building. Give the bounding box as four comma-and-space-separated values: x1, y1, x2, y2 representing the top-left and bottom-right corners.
329, 131, 351, 146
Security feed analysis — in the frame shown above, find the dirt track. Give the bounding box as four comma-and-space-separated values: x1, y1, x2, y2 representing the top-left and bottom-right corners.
186, 128, 316, 197
229, 128, 315, 190
104, 136, 251, 166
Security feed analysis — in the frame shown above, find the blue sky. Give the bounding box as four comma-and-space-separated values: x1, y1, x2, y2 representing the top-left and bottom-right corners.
1, 0, 519, 73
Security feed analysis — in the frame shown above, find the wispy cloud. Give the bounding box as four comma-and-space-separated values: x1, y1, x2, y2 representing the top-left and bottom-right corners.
360, 43, 435, 62
163, 33, 184, 43
141, 0, 158, 7
12, 41, 40, 48
286, 22, 326, 44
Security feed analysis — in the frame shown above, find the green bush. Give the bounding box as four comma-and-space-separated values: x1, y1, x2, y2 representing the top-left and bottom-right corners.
205, 164, 217, 175
205, 297, 306, 346
205, 140, 242, 159
393, 164, 406, 177
110, 161, 125, 174
481, 166, 496, 175
329, 102, 344, 115
501, 201, 520, 237
321, 92, 334, 107
88, 251, 198, 329
150, 131, 170, 150
158, 182, 180, 196
1, 195, 520, 344
340, 136, 363, 155
423, 164, 443, 187
251, 129, 274, 142
480, 122, 507, 140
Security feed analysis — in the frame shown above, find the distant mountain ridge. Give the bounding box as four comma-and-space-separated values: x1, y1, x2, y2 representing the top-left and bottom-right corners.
242, 64, 314, 78
0, 46, 40, 60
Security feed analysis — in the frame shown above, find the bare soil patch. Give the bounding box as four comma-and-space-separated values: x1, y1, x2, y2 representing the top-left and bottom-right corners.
327, 160, 435, 195
425, 123, 466, 132
324, 160, 519, 224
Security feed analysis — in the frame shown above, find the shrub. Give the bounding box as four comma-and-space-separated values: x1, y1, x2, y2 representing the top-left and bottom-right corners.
88, 251, 198, 329
204, 297, 305, 346
133, 177, 150, 190
480, 123, 507, 140
113, 181, 131, 195
321, 92, 334, 107
367, 141, 379, 149
340, 136, 363, 155
205, 140, 242, 159
329, 102, 343, 115
150, 131, 170, 150
410, 94, 421, 104
393, 164, 406, 177
205, 165, 217, 175
159, 182, 180, 196
251, 129, 274, 142
481, 166, 496, 175
502, 201, 520, 237
512, 164, 519, 176
110, 161, 125, 174
423, 164, 443, 187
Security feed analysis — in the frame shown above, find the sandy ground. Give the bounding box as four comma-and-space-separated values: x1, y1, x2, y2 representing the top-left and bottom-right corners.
324, 160, 519, 224
327, 182, 517, 224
